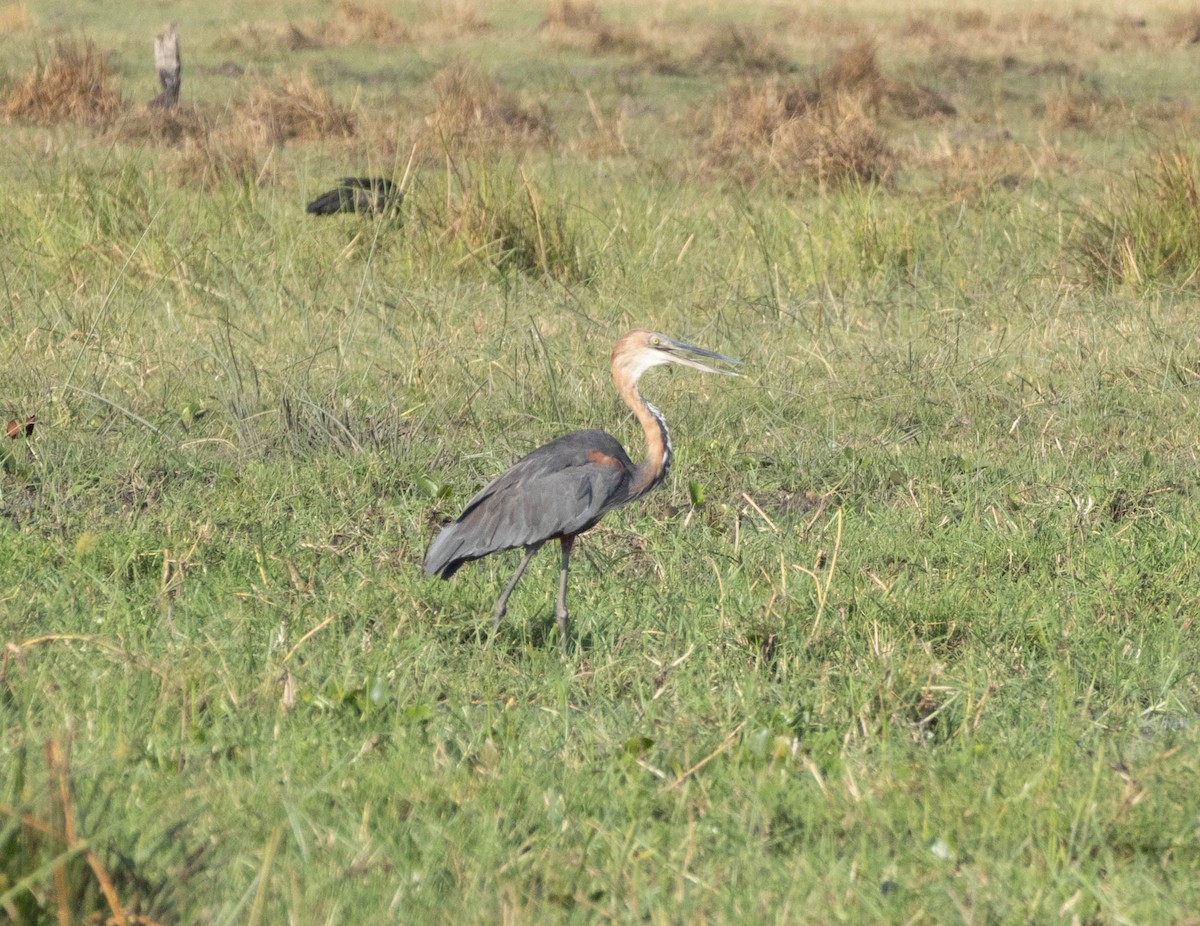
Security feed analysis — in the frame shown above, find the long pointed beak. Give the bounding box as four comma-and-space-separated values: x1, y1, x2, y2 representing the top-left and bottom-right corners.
664, 337, 742, 376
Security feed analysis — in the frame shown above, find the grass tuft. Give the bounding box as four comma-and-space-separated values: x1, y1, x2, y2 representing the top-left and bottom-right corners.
319, 0, 411, 45
3, 38, 123, 126
820, 40, 885, 104
1071, 145, 1200, 288
540, 0, 604, 32
112, 103, 210, 146
695, 26, 793, 75
699, 41, 960, 186
173, 120, 269, 188
412, 157, 590, 282
1040, 82, 1113, 131
822, 40, 955, 119
570, 93, 631, 159
539, 0, 656, 58
424, 64, 552, 150
429, 1, 493, 36
703, 77, 890, 187
213, 20, 317, 54
1166, 12, 1200, 47
240, 74, 358, 144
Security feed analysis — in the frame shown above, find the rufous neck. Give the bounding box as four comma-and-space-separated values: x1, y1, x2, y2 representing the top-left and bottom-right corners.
616, 373, 671, 497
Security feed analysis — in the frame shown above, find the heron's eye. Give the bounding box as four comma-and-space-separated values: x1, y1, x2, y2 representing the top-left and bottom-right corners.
650, 336, 661, 346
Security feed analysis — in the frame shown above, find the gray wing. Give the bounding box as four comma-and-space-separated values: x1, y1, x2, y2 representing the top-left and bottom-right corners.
424, 430, 632, 579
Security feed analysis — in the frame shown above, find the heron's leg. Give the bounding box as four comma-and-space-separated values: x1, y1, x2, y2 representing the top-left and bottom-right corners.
492, 543, 543, 631
555, 535, 575, 650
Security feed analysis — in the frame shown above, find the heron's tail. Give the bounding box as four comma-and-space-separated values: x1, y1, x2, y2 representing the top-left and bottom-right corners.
423, 523, 468, 579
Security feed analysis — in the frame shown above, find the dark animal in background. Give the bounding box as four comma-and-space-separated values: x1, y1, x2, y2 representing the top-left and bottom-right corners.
424, 329, 740, 648
306, 177, 402, 216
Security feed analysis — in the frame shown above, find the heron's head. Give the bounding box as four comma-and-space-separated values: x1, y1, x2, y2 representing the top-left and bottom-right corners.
611, 329, 741, 385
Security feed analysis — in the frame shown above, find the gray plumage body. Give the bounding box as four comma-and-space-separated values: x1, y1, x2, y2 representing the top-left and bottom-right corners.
424, 428, 655, 579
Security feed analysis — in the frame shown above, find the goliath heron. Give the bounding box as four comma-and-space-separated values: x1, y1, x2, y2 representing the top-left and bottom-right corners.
424, 329, 739, 647
306, 177, 402, 216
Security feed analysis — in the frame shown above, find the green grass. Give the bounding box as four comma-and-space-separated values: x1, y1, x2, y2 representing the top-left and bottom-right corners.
2, 1, 1200, 922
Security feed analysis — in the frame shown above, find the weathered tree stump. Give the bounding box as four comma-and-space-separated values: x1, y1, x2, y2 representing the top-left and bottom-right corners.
151, 23, 180, 109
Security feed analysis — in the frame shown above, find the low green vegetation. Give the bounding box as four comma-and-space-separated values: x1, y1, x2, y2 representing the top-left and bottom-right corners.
1, 1, 1199, 922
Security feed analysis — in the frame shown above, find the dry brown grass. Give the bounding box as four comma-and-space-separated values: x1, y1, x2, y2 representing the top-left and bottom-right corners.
164, 76, 355, 189
541, 0, 604, 32
893, 7, 1175, 59
1040, 84, 1107, 131
886, 8, 1145, 64
699, 42, 961, 186
811, 5, 1146, 64
897, 15, 942, 44
217, 1, 410, 51
913, 129, 1075, 201
770, 9, 866, 44
174, 120, 270, 190
0, 2, 29, 34
694, 26, 792, 75
3, 39, 123, 126
540, 0, 658, 58
1129, 96, 1200, 135
1104, 14, 1153, 52
570, 92, 631, 159
952, 9, 992, 31
112, 103, 210, 146
240, 75, 357, 144
422, 65, 551, 151
886, 79, 957, 120
819, 41, 886, 109
704, 79, 890, 187
217, 1, 485, 51
1166, 12, 1200, 46
915, 129, 1026, 197
423, 1, 492, 37
821, 42, 954, 119
320, 0, 411, 45
213, 21, 318, 54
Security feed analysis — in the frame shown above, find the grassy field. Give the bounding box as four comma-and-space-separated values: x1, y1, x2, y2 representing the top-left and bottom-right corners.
3, 0, 1200, 922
